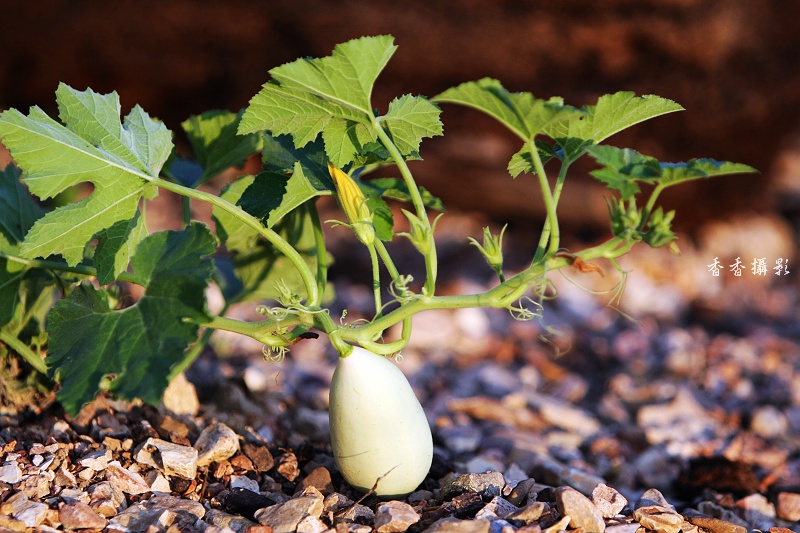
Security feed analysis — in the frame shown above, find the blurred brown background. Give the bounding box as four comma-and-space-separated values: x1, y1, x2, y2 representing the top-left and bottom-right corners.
1, 0, 799, 239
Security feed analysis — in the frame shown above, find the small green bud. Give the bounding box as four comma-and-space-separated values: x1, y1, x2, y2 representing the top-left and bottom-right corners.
468, 224, 507, 278
607, 198, 641, 239
398, 209, 439, 257
643, 207, 677, 248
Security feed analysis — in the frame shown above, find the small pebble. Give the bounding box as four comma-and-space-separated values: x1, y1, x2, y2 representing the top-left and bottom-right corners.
592, 483, 628, 517
195, 422, 240, 467
375, 500, 421, 533
555, 486, 605, 533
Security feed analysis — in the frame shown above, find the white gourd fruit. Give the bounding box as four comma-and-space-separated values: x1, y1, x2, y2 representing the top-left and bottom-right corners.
329, 346, 433, 497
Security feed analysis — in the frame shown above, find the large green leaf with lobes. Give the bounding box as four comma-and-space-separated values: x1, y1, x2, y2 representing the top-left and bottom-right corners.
46, 223, 214, 415
0, 84, 170, 269
239, 35, 442, 167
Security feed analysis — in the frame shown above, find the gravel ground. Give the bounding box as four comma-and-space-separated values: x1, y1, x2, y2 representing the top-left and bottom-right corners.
1, 215, 799, 532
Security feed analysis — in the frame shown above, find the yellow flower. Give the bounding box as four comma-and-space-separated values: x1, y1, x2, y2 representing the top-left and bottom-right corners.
328, 163, 375, 246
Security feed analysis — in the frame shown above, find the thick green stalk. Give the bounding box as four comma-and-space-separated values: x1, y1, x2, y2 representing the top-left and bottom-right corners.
534, 161, 570, 263
202, 312, 314, 346
375, 240, 400, 281
528, 138, 560, 263
638, 183, 667, 232
0, 329, 47, 374
0, 253, 137, 284
152, 177, 320, 306
306, 201, 329, 301
368, 243, 382, 318
339, 235, 629, 346
372, 116, 438, 296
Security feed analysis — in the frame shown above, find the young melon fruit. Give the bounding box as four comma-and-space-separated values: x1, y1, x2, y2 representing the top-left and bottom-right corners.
329, 346, 433, 497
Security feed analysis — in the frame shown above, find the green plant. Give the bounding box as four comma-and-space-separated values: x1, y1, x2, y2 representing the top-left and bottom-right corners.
0, 35, 754, 494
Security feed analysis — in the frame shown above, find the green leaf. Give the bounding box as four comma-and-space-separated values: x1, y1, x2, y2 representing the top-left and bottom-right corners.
238, 164, 334, 228
433, 78, 582, 142
262, 133, 329, 176
213, 178, 322, 303
46, 223, 214, 414
361, 177, 445, 211
658, 159, 758, 187
0, 84, 171, 266
0, 165, 46, 245
181, 110, 261, 185
507, 141, 557, 178
587, 145, 757, 198
544, 92, 684, 146
93, 211, 148, 285
381, 95, 443, 156
0, 165, 48, 328
239, 36, 396, 166
362, 190, 394, 242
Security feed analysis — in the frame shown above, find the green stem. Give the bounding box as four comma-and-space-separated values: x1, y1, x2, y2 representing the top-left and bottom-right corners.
374, 240, 400, 281
529, 138, 560, 263
368, 243, 382, 318
181, 196, 192, 228
339, 235, 629, 346
202, 312, 314, 346
372, 116, 438, 296
0, 329, 47, 375
153, 177, 320, 306
534, 161, 570, 263
638, 183, 667, 232
307, 201, 329, 301
0, 253, 138, 284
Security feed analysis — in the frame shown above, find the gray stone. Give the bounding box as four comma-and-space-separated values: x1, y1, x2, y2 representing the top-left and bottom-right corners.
135, 437, 198, 479
422, 517, 491, 533
337, 503, 375, 523
323, 492, 354, 513
736, 493, 775, 530
475, 497, 518, 520
555, 486, 605, 533
195, 422, 240, 467
0, 462, 22, 484
636, 388, 716, 445
532, 455, 605, 495
88, 480, 128, 516
204, 509, 259, 533
506, 478, 538, 506
637, 488, 674, 510
297, 515, 329, 533
80, 449, 112, 471
438, 425, 482, 454
696, 501, 750, 528
526, 392, 601, 437
633, 448, 683, 492
505, 502, 547, 525
503, 463, 528, 488
632, 505, 683, 533
592, 483, 628, 517
230, 474, 260, 492
440, 471, 505, 500
255, 486, 324, 533
0, 492, 49, 528
105, 460, 151, 495
375, 500, 421, 533
59, 501, 108, 530
107, 494, 205, 533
